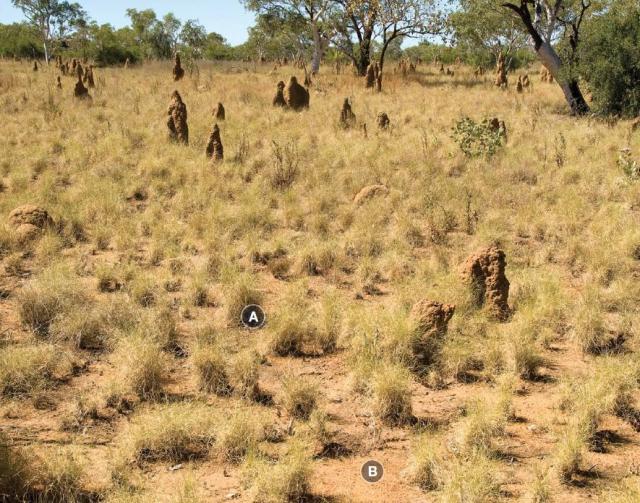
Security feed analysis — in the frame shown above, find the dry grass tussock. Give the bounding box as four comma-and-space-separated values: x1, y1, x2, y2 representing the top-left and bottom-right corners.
0, 59, 639, 501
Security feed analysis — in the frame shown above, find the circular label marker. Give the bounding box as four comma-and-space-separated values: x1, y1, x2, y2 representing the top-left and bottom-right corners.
361, 460, 384, 483
240, 304, 266, 329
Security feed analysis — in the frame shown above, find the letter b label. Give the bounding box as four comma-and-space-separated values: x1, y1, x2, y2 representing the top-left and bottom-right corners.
361, 460, 383, 483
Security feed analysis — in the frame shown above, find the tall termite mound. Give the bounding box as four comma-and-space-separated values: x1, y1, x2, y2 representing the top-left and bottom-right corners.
365, 62, 380, 89
339, 98, 356, 129
206, 123, 224, 162
365, 63, 375, 88
167, 90, 189, 145
495, 53, 508, 88
213, 102, 225, 120
173, 53, 185, 81
56, 76, 62, 89
83, 65, 95, 88
285, 76, 309, 110
74, 75, 90, 99
32, 60, 38, 72
462, 246, 510, 321
273, 81, 287, 107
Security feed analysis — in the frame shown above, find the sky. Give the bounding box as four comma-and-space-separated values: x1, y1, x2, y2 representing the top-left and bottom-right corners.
0, 0, 256, 46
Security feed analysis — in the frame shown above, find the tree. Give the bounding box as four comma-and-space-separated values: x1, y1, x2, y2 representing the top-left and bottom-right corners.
449, 0, 529, 68
577, 2, 640, 116
125, 9, 181, 59
180, 19, 207, 58
11, 0, 86, 63
329, 0, 379, 75
89, 23, 139, 65
125, 8, 157, 59
500, 0, 593, 115
161, 13, 182, 54
0, 22, 43, 58
243, 0, 331, 72
244, 10, 311, 61
328, 0, 442, 76
375, 0, 442, 73
204, 32, 232, 60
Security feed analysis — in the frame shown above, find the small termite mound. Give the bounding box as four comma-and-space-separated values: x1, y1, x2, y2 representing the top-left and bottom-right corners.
488, 118, 508, 141
206, 123, 224, 162
377, 112, 390, 130
84, 65, 95, 88
339, 98, 356, 129
9, 204, 54, 242
353, 184, 388, 206
167, 90, 189, 145
410, 300, 455, 366
213, 102, 225, 120
173, 53, 185, 81
540, 66, 554, 83
273, 81, 287, 107
73, 75, 90, 100
56, 76, 62, 89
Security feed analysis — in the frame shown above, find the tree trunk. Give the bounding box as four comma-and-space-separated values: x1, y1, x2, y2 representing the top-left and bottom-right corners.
537, 41, 589, 115
311, 22, 322, 74
502, 3, 589, 115
356, 27, 373, 76
43, 40, 49, 65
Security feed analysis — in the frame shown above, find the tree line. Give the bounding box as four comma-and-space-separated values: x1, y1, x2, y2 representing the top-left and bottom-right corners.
1, 0, 638, 117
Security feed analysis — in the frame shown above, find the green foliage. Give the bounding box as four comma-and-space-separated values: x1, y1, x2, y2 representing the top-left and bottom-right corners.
0, 7, 234, 65
451, 117, 504, 158
90, 24, 140, 65
448, 0, 530, 68
404, 40, 534, 70
0, 22, 43, 58
243, 10, 311, 60
578, 5, 640, 117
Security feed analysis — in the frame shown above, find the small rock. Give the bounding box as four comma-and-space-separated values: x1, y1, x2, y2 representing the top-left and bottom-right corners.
353, 184, 389, 206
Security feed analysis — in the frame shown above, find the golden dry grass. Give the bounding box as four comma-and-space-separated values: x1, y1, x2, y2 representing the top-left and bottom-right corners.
1, 58, 640, 501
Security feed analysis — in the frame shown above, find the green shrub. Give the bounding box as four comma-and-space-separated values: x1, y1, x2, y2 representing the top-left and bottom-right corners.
578, 5, 640, 117
451, 117, 505, 158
